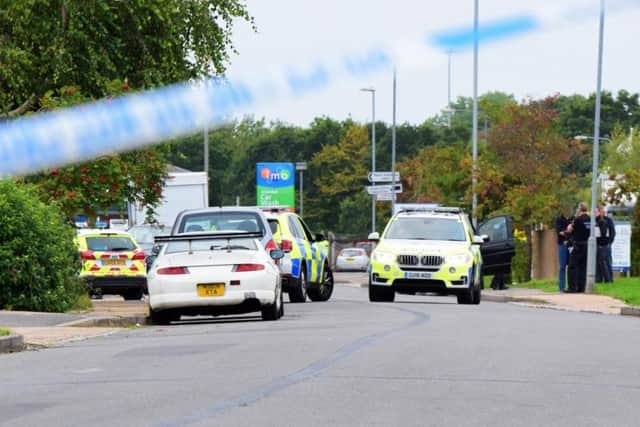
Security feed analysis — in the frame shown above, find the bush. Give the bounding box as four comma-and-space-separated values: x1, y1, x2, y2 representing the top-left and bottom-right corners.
0, 180, 83, 312
511, 238, 529, 284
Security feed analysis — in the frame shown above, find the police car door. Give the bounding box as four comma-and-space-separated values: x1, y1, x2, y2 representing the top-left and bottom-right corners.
477, 215, 515, 276
295, 216, 323, 284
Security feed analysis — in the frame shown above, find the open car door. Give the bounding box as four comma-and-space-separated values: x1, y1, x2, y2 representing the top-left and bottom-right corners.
477, 215, 515, 275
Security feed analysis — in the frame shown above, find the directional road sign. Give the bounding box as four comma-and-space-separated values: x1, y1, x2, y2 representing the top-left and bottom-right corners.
376, 192, 393, 201
366, 183, 402, 195
368, 171, 400, 183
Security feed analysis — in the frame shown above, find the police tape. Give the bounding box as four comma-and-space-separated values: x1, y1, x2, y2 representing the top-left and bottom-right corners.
0, 79, 252, 177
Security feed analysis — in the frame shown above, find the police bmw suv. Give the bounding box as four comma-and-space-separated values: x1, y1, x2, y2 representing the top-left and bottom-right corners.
368, 207, 515, 304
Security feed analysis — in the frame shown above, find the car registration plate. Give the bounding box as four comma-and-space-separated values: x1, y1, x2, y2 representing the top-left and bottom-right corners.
103, 259, 126, 266
346, 257, 355, 262
197, 283, 225, 297
406, 271, 432, 279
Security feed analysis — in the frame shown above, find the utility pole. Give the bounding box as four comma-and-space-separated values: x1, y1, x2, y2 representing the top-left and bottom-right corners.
391, 69, 397, 216
471, 0, 479, 228
204, 124, 209, 207
586, 0, 606, 294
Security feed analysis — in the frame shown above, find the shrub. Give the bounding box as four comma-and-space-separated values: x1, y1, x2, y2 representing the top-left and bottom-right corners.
0, 180, 83, 312
511, 238, 529, 284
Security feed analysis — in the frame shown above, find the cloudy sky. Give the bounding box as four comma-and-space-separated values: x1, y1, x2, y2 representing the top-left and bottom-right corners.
224, 0, 640, 126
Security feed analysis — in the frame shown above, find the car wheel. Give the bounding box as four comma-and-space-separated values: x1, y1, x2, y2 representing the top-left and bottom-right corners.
288, 266, 307, 303
473, 267, 482, 305
308, 263, 334, 302
457, 266, 478, 305
149, 307, 177, 325
369, 277, 395, 302
123, 289, 143, 301
262, 285, 283, 321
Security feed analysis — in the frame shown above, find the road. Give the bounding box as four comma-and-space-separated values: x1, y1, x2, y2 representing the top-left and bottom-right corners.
2, 274, 640, 426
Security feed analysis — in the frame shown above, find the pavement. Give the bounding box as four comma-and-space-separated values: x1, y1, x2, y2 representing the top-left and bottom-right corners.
1, 274, 638, 352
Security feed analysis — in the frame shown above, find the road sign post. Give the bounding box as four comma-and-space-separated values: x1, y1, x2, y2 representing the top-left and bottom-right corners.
368, 171, 400, 183
366, 183, 402, 195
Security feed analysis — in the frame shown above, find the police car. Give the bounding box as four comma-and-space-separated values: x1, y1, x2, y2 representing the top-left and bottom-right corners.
77, 229, 147, 299
368, 207, 515, 304
264, 209, 333, 303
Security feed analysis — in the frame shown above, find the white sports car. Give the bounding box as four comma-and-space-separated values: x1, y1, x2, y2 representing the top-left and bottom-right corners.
147, 231, 284, 324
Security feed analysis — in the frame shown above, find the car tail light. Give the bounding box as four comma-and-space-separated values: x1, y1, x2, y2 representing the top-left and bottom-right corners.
80, 250, 96, 260
280, 240, 293, 252
157, 266, 189, 275
132, 250, 146, 261
265, 239, 278, 250
233, 264, 265, 272
90, 264, 100, 271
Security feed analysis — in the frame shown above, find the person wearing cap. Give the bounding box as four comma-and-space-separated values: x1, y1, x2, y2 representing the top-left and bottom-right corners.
566, 202, 591, 293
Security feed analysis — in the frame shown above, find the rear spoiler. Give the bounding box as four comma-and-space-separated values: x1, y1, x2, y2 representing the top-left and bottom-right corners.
154, 231, 263, 244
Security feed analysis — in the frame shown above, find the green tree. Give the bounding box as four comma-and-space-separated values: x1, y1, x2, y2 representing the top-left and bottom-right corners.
485, 97, 578, 281
0, 0, 253, 116
308, 125, 369, 231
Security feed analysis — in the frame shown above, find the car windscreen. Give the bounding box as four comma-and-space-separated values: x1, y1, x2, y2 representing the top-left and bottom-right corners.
341, 249, 365, 256
86, 236, 136, 251
384, 217, 466, 241
178, 212, 266, 235
165, 237, 258, 254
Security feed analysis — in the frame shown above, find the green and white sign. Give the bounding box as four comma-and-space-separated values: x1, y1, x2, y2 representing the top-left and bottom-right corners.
256, 162, 295, 207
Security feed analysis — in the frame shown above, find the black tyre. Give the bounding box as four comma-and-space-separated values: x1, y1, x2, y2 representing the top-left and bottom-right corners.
149, 307, 178, 325
123, 288, 143, 301
288, 266, 307, 303
369, 279, 395, 302
262, 285, 284, 321
458, 265, 480, 305
308, 263, 334, 302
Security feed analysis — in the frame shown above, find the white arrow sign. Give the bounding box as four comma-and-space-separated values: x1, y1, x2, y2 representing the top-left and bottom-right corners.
376, 192, 393, 201
366, 183, 402, 195
368, 171, 400, 182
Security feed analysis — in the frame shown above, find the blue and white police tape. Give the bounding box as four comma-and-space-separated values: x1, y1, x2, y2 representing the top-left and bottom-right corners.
0, 79, 252, 177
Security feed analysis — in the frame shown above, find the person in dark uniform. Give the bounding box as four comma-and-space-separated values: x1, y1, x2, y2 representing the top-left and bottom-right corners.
601, 205, 616, 283
595, 206, 612, 283
555, 212, 570, 292
567, 202, 591, 293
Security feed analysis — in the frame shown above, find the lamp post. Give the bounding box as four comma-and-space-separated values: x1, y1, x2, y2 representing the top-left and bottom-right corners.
360, 87, 376, 233
580, 0, 606, 294
296, 162, 307, 217
472, 0, 479, 228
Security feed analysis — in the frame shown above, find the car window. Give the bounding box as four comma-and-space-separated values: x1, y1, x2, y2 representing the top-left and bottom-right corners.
178, 212, 266, 235
268, 219, 279, 234
165, 237, 258, 254
296, 217, 315, 242
478, 216, 509, 242
384, 217, 466, 241
85, 236, 136, 251
287, 216, 304, 239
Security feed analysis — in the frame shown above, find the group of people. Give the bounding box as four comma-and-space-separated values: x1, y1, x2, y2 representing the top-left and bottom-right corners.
555, 203, 616, 293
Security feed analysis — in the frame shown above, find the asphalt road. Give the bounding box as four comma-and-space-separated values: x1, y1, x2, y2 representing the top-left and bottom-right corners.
2, 275, 640, 426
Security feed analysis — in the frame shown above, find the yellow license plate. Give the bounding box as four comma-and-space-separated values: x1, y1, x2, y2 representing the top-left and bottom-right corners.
197, 283, 225, 297
103, 259, 126, 266
346, 257, 355, 261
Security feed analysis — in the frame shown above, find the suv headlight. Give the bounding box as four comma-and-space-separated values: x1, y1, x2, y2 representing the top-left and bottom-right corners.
372, 251, 396, 264
446, 253, 472, 265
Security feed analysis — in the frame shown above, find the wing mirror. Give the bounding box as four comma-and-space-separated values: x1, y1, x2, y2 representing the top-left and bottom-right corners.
315, 233, 326, 242
472, 236, 484, 245
368, 232, 380, 241
270, 249, 285, 260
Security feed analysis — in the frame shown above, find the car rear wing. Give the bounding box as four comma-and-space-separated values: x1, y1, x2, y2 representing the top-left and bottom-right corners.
154, 231, 263, 244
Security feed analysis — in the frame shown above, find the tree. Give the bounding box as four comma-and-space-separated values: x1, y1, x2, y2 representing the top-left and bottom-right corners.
308, 125, 369, 231
0, 0, 253, 116
485, 97, 578, 281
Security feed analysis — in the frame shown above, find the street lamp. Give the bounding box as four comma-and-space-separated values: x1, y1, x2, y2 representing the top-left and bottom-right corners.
360, 87, 376, 233
472, 0, 479, 228
583, 0, 606, 294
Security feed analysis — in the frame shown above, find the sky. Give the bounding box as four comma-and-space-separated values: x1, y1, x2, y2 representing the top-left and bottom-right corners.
224, 0, 640, 126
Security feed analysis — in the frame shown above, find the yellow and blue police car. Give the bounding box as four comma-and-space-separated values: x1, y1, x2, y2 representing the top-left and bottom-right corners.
264, 209, 333, 303
368, 207, 514, 304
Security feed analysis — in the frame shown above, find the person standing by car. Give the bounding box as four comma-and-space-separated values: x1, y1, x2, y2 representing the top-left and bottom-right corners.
567, 203, 591, 293
555, 212, 570, 292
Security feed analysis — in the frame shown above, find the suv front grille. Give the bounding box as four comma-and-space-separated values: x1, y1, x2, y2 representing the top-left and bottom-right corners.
398, 255, 419, 265
421, 255, 443, 266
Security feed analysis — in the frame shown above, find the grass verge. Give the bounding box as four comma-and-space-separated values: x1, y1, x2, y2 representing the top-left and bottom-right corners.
511, 276, 640, 306
0, 328, 11, 336
68, 293, 93, 313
